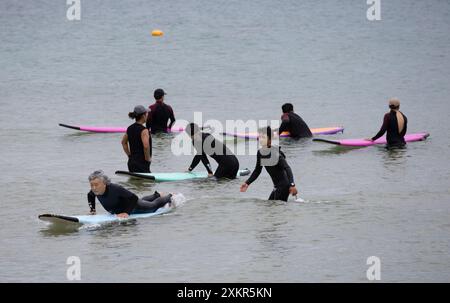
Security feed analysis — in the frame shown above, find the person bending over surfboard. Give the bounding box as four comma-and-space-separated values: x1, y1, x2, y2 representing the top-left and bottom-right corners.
122, 105, 152, 173
185, 123, 240, 179
87, 170, 173, 218
277, 103, 312, 139
367, 98, 408, 148
240, 126, 298, 201
146, 88, 176, 134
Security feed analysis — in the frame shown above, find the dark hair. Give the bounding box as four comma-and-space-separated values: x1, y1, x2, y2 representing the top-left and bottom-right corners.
128, 112, 146, 120
185, 123, 200, 137
258, 126, 272, 142
282, 103, 294, 113
389, 105, 399, 110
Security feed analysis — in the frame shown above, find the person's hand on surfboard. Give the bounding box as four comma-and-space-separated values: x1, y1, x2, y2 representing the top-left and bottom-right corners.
116, 213, 129, 219
240, 183, 249, 192
208, 173, 214, 177
289, 186, 298, 196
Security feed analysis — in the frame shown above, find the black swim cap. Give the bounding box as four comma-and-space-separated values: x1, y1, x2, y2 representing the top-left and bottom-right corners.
154, 88, 166, 100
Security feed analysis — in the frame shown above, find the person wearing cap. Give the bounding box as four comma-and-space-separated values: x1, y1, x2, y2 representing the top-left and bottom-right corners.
185, 123, 240, 179
121, 105, 152, 172
277, 103, 312, 139
146, 88, 176, 134
367, 98, 408, 148
240, 126, 298, 201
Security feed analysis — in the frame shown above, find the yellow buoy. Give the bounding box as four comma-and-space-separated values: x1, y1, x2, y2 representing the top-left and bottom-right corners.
151, 29, 164, 37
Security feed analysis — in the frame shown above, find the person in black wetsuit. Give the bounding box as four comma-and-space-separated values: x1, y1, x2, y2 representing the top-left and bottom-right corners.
278, 103, 312, 139
185, 123, 240, 179
367, 98, 408, 148
146, 88, 176, 134
240, 126, 298, 201
87, 170, 173, 218
121, 105, 152, 173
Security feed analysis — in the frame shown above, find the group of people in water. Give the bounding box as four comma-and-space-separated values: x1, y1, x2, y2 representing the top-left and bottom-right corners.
87, 89, 408, 218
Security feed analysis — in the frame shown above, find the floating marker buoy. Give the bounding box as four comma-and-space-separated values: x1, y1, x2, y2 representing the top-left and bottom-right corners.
151, 29, 164, 37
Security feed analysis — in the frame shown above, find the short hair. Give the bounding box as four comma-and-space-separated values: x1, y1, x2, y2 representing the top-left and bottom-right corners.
88, 170, 111, 185
282, 103, 294, 113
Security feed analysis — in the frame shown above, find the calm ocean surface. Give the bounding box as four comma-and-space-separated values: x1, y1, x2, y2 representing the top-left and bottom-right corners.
0, 0, 449, 282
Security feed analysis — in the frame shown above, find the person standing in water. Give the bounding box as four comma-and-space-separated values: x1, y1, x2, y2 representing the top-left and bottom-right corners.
367, 98, 408, 148
146, 88, 176, 134
240, 126, 298, 201
278, 103, 312, 139
122, 105, 152, 173
87, 170, 173, 218
186, 123, 240, 179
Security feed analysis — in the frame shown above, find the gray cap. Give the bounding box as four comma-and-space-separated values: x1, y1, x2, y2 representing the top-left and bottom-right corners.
133, 105, 148, 115
388, 98, 400, 107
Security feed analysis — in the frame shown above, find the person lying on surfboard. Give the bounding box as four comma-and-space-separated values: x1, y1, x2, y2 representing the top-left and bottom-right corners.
121, 105, 152, 173
366, 98, 408, 148
146, 88, 176, 134
87, 170, 173, 218
240, 126, 298, 201
185, 123, 240, 179
276, 103, 312, 139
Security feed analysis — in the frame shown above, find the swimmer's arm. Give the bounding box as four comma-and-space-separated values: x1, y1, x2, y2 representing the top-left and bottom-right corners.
87, 191, 96, 214
371, 113, 389, 141
245, 151, 262, 186
168, 105, 175, 129
189, 154, 213, 175
277, 114, 290, 134
121, 133, 131, 157
141, 129, 151, 162
188, 155, 201, 171
200, 155, 213, 175
145, 108, 153, 129
280, 155, 295, 185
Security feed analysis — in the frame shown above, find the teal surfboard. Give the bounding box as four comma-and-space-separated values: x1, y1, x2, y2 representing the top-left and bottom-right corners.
39, 206, 172, 226
115, 169, 251, 181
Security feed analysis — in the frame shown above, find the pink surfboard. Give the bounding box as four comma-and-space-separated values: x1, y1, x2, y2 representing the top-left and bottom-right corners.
313, 133, 429, 146
222, 126, 344, 139
59, 123, 185, 133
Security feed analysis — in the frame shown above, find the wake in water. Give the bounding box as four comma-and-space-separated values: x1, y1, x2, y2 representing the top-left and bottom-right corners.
170, 193, 187, 208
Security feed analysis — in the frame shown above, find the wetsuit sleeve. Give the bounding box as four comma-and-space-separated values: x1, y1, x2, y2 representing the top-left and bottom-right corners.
146, 106, 153, 129
279, 114, 290, 134
117, 187, 139, 215
200, 155, 213, 174
87, 191, 96, 211
149, 132, 153, 157
189, 136, 213, 174
372, 113, 389, 141
402, 114, 408, 136
279, 150, 295, 185
168, 105, 175, 129
245, 151, 262, 185
189, 155, 213, 174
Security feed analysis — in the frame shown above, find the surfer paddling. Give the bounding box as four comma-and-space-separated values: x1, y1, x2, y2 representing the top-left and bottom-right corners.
240, 126, 298, 201
87, 170, 173, 218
